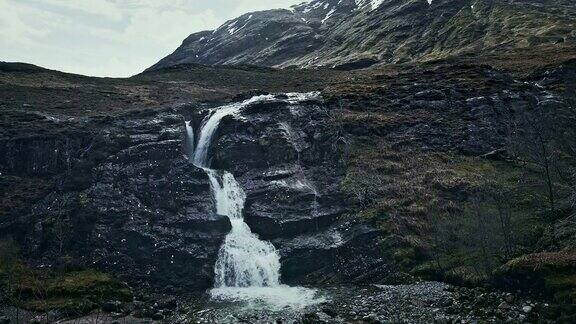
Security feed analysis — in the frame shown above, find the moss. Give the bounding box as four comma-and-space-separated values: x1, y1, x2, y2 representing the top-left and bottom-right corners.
1, 246, 132, 315
14, 270, 132, 315
78, 193, 90, 208
412, 250, 490, 286
258, 138, 270, 146
393, 248, 418, 268
547, 274, 576, 302
358, 208, 389, 224
499, 251, 576, 303
46, 270, 132, 302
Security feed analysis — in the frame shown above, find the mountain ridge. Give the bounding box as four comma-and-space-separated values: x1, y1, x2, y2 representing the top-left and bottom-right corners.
148, 0, 576, 71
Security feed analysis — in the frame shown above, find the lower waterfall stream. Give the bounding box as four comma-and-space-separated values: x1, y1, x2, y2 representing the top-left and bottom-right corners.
186, 94, 324, 309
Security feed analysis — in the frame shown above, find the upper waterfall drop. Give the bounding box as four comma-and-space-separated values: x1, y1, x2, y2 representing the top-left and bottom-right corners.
192, 94, 275, 167
185, 93, 325, 309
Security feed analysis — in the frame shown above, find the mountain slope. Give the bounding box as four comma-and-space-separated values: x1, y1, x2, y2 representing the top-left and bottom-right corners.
148, 0, 576, 70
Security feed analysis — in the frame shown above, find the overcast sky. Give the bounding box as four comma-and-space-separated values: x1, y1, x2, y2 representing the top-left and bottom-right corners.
0, 0, 303, 77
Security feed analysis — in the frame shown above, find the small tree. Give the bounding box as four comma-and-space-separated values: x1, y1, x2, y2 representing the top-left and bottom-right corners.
506, 79, 576, 215
507, 96, 562, 213
563, 80, 576, 217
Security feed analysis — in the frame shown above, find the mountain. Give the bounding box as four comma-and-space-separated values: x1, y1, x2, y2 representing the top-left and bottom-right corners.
148, 0, 576, 71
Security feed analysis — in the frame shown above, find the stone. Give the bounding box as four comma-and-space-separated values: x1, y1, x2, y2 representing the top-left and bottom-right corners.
522, 306, 532, 313
518, 314, 527, 322
321, 307, 337, 318
102, 301, 123, 313
29, 316, 47, 324
498, 301, 510, 310
152, 313, 164, 320
363, 313, 380, 323
157, 296, 178, 309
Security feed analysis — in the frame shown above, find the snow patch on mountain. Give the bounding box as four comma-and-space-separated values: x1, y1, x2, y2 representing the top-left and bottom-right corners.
355, 0, 385, 11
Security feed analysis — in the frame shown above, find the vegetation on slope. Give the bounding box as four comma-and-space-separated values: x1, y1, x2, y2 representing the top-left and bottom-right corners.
0, 239, 132, 315
334, 59, 576, 304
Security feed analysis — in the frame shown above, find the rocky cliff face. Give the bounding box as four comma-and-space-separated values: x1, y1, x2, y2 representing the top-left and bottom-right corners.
149, 0, 576, 70
0, 90, 388, 290
0, 110, 228, 289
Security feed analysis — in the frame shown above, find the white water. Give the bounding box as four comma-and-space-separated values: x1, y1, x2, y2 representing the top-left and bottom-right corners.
184, 121, 194, 159
208, 170, 281, 288
187, 94, 324, 309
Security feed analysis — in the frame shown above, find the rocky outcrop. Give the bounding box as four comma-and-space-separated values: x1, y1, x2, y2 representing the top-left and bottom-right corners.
0, 136, 91, 176
148, 0, 576, 70
0, 93, 389, 290
0, 110, 231, 290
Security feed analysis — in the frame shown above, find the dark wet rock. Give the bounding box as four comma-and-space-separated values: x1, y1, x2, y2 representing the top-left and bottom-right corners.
152, 312, 164, 320
0, 111, 232, 291
277, 222, 389, 285
102, 301, 123, 313
157, 296, 178, 310
0, 135, 93, 176
413, 89, 446, 101
333, 58, 379, 71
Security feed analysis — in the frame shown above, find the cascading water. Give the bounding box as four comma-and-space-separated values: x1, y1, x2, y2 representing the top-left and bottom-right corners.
186, 94, 324, 309
184, 120, 194, 158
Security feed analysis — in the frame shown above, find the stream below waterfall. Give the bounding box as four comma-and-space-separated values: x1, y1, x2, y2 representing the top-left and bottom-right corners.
186, 94, 325, 310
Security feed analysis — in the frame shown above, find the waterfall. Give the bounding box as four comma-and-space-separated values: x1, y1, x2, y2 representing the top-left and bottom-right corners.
191, 97, 281, 288
184, 121, 194, 160
184, 93, 324, 309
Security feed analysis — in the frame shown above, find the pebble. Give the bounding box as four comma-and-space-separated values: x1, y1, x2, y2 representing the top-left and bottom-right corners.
498, 301, 510, 310
152, 312, 164, 320
518, 314, 527, 321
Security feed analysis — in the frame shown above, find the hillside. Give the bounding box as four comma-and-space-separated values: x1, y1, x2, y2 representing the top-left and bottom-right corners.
149, 0, 576, 70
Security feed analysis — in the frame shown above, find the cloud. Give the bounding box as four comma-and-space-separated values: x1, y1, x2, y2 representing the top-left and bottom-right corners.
0, 0, 303, 77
